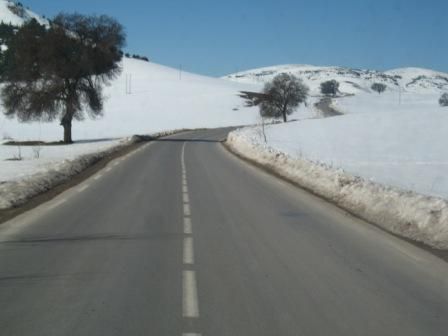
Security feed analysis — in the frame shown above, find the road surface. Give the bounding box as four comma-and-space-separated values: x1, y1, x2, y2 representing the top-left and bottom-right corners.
0, 128, 447, 336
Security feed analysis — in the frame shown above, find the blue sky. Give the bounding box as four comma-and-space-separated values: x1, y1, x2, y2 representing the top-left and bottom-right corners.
24, 0, 448, 76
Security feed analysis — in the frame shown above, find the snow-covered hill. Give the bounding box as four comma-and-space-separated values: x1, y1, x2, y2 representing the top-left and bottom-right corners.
0, 58, 259, 143
224, 64, 448, 95
0, 0, 48, 26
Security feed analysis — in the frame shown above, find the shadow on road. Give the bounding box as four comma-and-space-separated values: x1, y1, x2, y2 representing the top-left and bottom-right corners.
153, 138, 224, 143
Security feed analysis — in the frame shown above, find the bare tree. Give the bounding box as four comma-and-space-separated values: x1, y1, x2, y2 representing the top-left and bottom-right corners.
439, 93, 448, 107
371, 83, 387, 94
1, 14, 126, 143
320, 80, 339, 96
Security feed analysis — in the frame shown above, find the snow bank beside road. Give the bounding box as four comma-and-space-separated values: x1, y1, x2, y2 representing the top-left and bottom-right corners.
0, 130, 182, 210
227, 129, 448, 249
0, 139, 122, 183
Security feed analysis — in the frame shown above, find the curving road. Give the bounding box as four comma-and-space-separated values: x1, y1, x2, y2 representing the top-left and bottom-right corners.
0, 128, 447, 336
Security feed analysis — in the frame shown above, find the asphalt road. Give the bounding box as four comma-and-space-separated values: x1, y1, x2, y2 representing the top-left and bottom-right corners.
0, 128, 447, 336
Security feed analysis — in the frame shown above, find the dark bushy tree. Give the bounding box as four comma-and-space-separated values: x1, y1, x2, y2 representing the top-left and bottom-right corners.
260, 73, 309, 123
1, 14, 126, 143
371, 82, 387, 94
440, 93, 448, 107
320, 80, 339, 96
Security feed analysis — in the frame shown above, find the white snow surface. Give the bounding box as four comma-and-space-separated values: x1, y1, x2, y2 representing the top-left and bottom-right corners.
233, 95, 448, 200
0, 0, 48, 26
227, 129, 448, 249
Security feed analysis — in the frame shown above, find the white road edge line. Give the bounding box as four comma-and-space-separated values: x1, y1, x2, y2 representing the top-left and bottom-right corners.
183, 186, 188, 193
183, 333, 201, 336
93, 174, 102, 180
183, 193, 190, 204
48, 198, 67, 210
386, 240, 423, 263
183, 270, 199, 318
77, 184, 90, 193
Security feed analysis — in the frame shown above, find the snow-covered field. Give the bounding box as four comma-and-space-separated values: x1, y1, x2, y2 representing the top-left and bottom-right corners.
0, 139, 122, 183
243, 100, 448, 199
226, 65, 448, 200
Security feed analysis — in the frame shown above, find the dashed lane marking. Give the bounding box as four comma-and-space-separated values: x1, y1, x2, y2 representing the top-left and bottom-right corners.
183, 270, 199, 318
184, 217, 192, 234
184, 203, 191, 216
183, 237, 195, 265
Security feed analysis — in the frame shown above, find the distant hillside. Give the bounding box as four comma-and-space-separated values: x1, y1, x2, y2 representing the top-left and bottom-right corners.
0, 0, 48, 26
224, 64, 448, 95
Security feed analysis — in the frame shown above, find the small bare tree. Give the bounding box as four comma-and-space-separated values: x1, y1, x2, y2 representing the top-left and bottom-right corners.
439, 93, 448, 107
371, 83, 387, 94
320, 80, 339, 96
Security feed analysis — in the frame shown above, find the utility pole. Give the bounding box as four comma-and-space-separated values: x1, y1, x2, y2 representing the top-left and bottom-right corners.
398, 85, 402, 105
179, 64, 182, 80
125, 74, 132, 94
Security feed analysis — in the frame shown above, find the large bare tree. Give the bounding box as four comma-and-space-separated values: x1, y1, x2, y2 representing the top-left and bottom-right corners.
1, 14, 126, 143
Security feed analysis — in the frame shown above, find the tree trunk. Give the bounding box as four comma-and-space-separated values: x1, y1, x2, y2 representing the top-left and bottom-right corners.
282, 109, 287, 123
281, 103, 288, 123
61, 93, 76, 144
60, 110, 74, 144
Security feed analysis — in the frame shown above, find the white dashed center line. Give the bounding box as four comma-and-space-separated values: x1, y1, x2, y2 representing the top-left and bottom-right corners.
184, 217, 192, 234
182, 270, 199, 318
180, 142, 201, 333
183, 203, 191, 216
183, 237, 195, 265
